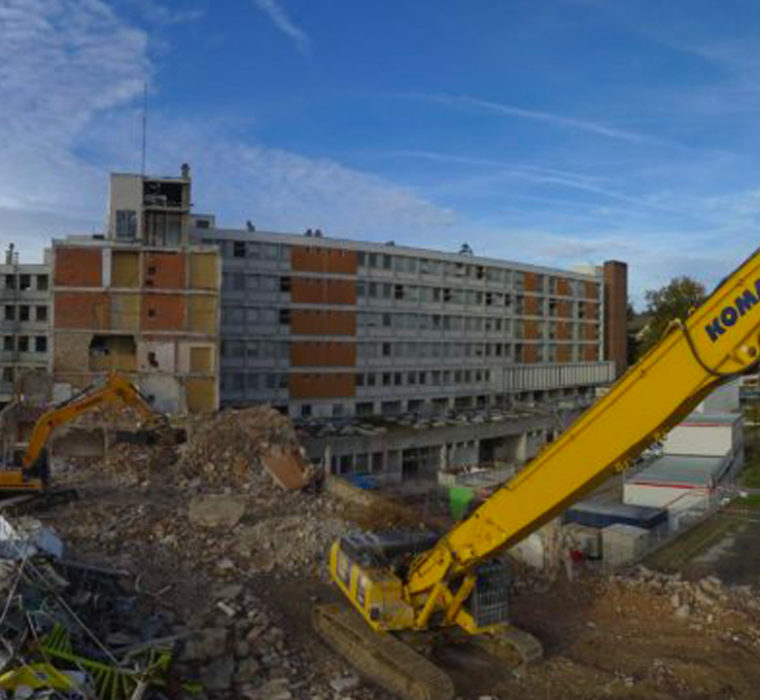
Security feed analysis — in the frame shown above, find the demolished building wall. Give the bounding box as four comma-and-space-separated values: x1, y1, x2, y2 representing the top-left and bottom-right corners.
51, 241, 221, 414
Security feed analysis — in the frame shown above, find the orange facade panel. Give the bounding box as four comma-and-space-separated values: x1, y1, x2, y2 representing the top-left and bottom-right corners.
584, 281, 599, 299
524, 295, 540, 315
557, 300, 573, 318
557, 345, 572, 362
555, 321, 571, 340
289, 373, 355, 399
584, 323, 600, 341
54, 292, 109, 329
291, 246, 357, 274
291, 310, 356, 336
584, 344, 599, 361
144, 251, 185, 290
291, 341, 356, 367
584, 301, 600, 320
290, 278, 356, 305
523, 345, 539, 363
524, 272, 539, 292
141, 294, 185, 331
54, 247, 102, 287
556, 278, 572, 296
523, 321, 540, 340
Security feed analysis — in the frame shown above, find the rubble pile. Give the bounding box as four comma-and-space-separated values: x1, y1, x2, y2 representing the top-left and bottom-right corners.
612, 565, 760, 640
177, 407, 301, 488
0, 517, 182, 699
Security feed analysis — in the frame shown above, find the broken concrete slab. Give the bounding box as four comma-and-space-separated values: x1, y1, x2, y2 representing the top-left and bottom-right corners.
188, 495, 246, 528
260, 447, 308, 490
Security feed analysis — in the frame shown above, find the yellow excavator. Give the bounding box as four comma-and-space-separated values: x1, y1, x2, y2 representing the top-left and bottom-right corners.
314, 247, 760, 699
2, 373, 165, 492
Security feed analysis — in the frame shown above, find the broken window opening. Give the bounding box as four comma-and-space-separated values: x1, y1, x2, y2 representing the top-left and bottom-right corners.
89, 334, 137, 372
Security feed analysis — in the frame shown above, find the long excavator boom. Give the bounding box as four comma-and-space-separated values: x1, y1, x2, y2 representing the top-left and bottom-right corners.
406, 249, 760, 596
6, 373, 159, 491
317, 246, 760, 700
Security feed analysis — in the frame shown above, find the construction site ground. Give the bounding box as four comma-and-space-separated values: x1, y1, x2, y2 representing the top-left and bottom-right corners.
22, 405, 760, 699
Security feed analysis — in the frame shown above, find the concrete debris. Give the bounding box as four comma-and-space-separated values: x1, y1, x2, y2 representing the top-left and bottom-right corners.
188, 494, 247, 528
330, 674, 361, 693
178, 407, 305, 489
0, 515, 63, 559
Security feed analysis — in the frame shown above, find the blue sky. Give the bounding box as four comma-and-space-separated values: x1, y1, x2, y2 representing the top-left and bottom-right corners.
3, 0, 760, 305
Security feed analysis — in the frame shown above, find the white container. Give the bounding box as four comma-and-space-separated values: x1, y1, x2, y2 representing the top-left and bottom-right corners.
602, 523, 650, 567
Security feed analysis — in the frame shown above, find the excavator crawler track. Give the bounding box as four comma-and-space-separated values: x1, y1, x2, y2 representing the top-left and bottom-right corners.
474, 625, 543, 669
312, 603, 454, 700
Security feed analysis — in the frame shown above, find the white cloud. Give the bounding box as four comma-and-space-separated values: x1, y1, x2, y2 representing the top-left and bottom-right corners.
413, 94, 650, 142
251, 0, 310, 55
126, 0, 204, 25
0, 0, 455, 261
0, 0, 150, 258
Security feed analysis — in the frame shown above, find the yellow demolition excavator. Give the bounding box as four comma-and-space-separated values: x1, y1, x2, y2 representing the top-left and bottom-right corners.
1, 373, 166, 492
314, 246, 760, 699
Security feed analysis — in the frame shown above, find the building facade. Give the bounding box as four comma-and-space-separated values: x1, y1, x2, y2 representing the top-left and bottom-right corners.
0, 245, 51, 405
198, 226, 621, 419
50, 168, 221, 413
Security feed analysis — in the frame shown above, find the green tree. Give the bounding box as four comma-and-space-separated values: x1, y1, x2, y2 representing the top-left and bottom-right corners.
637, 276, 707, 356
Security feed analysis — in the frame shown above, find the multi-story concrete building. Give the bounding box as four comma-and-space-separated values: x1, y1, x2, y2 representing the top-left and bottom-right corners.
0, 244, 51, 405
196, 226, 625, 419
194, 223, 627, 481
50, 167, 221, 413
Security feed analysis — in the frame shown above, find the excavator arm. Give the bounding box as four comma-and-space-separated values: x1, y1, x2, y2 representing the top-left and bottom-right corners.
16, 374, 157, 487
406, 249, 760, 598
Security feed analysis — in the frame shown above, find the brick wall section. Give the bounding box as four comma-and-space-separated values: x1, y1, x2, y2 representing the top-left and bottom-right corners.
603, 260, 628, 377
291, 310, 356, 335
55, 292, 109, 329
290, 341, 356, 366
289, 373, 355, 399
557, 345, 572, 362
290, 278, 357, 304
54, 247, 102, 287
144, 252, 185, 290
524, 272, 539, 292
584, 344, 599, 361
291, 246, 358, 274
141, 294, 185, 331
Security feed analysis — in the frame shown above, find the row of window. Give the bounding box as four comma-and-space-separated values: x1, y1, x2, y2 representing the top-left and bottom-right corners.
220, 305, 600, 331
357, 312, 597, 334
357, 252, 590, 295
358, 341, 595, 362
356, 368, 492, 388
3, 305, 48, 322
2, 335, 47, 353
3, 274, 48, 292
209, 239, 286, 261
218, 339, 597, 362
359, 281, 587, 307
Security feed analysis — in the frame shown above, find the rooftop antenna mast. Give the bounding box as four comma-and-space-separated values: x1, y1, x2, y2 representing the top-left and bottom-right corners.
140, 81, 148, 176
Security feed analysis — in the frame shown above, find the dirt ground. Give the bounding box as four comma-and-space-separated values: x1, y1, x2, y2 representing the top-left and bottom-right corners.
34, 462, 760, 700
